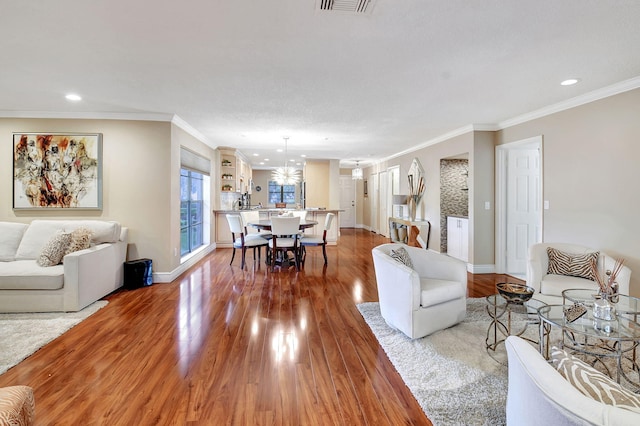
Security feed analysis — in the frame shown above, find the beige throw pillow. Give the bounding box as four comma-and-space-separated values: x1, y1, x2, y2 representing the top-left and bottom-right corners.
547, 247, 598, 281
63, 227, 93, 259
551, 346, 640, 413
37, 232, 72, 267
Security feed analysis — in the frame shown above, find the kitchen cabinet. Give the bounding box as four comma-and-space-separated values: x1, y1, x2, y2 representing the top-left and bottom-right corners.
447, 216, 468, 262
219, 149, 252, 194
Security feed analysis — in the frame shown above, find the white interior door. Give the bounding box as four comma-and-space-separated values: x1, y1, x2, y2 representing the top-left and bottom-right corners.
370, 173, 378, 233
378, 170, 388, 237
505, 145, 542, 276
339, 176, 355, 227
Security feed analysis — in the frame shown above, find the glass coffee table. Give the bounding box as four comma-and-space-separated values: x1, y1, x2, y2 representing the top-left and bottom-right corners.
485, 293, 546, 364
563, 289, 640, 322
538, 304, 640, 390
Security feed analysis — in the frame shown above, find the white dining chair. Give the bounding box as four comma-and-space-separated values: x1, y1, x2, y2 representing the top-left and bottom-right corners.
226, 214, 268, 269
269, 216, 301, 271
240, 210, 272, 239
300, 213, 334, 265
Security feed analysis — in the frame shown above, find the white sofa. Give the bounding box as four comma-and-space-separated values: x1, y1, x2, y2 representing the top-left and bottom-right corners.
506, 336, 640, 425
527, 242, 631, 304
371, 243, 467, 339
0, 220, 128, 313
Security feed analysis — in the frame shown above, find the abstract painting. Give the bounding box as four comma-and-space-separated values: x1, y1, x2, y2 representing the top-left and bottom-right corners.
13, 133, 102, 209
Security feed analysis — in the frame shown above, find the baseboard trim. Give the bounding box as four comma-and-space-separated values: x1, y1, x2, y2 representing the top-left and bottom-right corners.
153, 243, 216, 283
468, 264, 496, 274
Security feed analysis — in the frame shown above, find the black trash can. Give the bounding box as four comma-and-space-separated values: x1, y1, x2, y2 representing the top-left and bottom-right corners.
123, 258, 153, 289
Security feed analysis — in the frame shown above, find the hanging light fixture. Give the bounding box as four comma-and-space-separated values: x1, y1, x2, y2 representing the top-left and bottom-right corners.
272, 137, 301, 185
352, 160, 363, 180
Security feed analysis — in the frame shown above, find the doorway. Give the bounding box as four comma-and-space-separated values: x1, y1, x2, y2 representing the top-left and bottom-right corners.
496, 136, 543, 279
339, 176, 356, 227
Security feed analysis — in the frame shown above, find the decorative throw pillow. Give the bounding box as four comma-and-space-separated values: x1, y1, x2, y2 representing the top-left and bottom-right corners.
547, 247, 599, 281
37, 231, 72, 267
551, 346, 640, 413
390, 246, 414, 269
63, 227, 93, 259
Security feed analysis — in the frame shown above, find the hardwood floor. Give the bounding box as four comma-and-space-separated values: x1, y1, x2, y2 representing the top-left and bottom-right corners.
0, 229, 522, 425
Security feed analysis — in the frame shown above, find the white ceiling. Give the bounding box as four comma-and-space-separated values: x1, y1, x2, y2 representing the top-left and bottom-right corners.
2, 0, 640, 169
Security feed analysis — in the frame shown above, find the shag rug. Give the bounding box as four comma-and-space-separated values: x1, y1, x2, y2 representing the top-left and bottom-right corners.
0, 301, 108, 375
357, 298, 534, 426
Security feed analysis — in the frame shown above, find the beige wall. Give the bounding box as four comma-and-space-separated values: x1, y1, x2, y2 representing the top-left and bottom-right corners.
304, 160, 330, 208
250, 169, 271, 207
171, 124, 217, 271
1, 118, 215, 277
497, 88, 640, 296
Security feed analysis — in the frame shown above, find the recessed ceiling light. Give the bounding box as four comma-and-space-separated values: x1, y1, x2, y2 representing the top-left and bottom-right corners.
259, 162, 264, 165
560, 78, 580, 86
300, 154, 307, 158
264, 158, 269, 161
65, 93, 82, 101
252, 153, 259, 156
277, 148, 283, 152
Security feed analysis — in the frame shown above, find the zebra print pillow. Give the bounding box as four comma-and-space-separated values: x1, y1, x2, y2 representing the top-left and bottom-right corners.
551, 347, 640, 413
546, 247, 598, 281
0, 385, 35, 426
390, 246, 414, 269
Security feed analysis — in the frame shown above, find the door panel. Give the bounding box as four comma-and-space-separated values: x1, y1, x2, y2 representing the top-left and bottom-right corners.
339, 176, 355, 227
506, 148, 540, 274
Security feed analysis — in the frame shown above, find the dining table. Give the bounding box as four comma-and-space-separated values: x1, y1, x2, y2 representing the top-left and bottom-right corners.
248, 219, 318, 231
248, 219, 318, 269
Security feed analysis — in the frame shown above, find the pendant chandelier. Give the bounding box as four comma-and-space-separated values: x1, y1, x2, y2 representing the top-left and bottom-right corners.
352, 160, 363, 180
272, 137, 301, 185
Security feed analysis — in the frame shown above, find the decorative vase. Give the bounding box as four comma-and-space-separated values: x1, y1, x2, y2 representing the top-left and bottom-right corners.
407, 196, 418, 221
593, 292, 616, 321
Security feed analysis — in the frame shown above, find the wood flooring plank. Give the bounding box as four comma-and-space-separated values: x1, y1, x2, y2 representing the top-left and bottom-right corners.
0, 229, 514, 425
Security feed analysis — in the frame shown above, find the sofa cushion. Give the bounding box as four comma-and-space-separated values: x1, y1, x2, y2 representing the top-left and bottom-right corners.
540, 274, 600, 297
0, 222, 29, 262
551, 346, 640, 413
37, 232, 72, 267
15, 220, 67, 260
63, 220, 121, 244
547, 247, 598, 281
419, 278, 465, 308
0, 260, 64, 290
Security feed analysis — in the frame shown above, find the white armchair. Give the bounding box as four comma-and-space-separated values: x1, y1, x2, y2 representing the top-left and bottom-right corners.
371, 243, 467, 339
506, 336, 640, 425
527, 242, 631, 304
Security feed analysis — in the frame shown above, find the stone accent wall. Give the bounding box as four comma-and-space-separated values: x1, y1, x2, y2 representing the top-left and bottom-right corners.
440, 159, 469, 252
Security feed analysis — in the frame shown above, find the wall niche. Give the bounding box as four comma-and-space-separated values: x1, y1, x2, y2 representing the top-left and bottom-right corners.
440, 156, 469, 252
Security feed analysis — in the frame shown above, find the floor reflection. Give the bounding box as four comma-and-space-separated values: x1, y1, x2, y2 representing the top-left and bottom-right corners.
177, 262, 212, 374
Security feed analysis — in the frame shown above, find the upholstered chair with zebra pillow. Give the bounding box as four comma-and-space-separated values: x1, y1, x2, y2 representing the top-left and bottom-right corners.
372, 243, 467, 339
527, 242, 631, 304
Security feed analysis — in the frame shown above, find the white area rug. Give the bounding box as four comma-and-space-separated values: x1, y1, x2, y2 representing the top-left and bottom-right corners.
357, 298, 528, 426
0, 301, 108, 375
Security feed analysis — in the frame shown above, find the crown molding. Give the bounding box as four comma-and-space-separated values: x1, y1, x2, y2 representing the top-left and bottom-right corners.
0, 110, 174, 121
170, 114, 211, 145
376, 77, 640, 165
498, 76, 640, 129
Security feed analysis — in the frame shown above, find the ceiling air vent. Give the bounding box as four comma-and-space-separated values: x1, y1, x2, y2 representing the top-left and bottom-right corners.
317, 0, 375, 14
